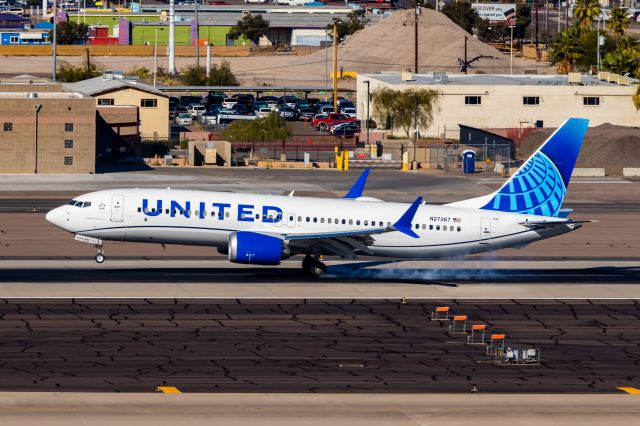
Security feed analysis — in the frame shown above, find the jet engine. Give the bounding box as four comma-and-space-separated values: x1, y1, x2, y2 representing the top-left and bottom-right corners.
228, 231, 289, 265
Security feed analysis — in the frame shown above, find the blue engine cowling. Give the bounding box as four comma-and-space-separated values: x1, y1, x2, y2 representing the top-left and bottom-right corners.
228, 231, 287, 265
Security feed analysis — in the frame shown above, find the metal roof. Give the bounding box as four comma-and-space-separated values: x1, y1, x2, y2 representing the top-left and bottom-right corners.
0, 13, 30, 22
157, 85, 354, 93
64, 75, 168, 97
363, 72, 637, 87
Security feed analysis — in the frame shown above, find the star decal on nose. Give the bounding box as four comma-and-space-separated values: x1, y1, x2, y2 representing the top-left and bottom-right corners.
98, 203, 106, 210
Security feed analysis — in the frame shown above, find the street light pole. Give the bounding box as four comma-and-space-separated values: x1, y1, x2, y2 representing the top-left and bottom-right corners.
332, 19, 338, 112
364, 80, 370, 147
153, 26, 158, 88
195, 0, 200, 67
34, 103, 42, 174
412, 93, 417, 171
509, 25, 514, 74
52, 0, 57, 81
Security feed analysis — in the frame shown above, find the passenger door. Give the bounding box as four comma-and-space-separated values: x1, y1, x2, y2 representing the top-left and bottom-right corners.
479, 217, 491, 244
286, 213, 297, 228
111, 194, 124, 222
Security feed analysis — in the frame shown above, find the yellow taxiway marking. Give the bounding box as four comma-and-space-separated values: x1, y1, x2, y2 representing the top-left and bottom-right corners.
618, 387, 640, 394
157, 386, 182, 394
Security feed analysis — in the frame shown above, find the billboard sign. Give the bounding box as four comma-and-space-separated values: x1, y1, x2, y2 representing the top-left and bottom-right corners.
472, 3, 517, 25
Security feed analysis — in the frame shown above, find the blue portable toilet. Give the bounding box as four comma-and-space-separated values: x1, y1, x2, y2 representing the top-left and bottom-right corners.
462, 150, 476, 174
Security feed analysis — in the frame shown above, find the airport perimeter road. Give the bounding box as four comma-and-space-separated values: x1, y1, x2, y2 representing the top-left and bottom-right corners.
0, 298, 639, 394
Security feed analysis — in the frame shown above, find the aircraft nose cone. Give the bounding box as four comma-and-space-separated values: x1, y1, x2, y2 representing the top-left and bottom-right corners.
45, 207, 67, 229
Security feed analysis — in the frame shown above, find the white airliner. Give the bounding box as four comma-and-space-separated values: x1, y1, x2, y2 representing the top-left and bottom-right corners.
46, 118, 591, 276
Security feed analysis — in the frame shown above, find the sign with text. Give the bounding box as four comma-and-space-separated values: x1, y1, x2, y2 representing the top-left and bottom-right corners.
472, 3, 517, 25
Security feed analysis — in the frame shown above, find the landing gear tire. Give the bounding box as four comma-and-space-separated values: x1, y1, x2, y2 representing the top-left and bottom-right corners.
95, 253, 105, 263
302, 255, 313, 273
310, 261, 327, 278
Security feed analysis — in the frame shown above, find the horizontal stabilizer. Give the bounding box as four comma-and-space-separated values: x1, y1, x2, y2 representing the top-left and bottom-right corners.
520, 219, 597, 229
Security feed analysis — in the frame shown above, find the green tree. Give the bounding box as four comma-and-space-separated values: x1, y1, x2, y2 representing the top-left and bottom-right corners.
228, 13, 269, 45
223, 113, 290, 142
549, 27, 583, 73
574, 28, 615, 71
607, 7, 631, 37
616, 35, 640, 55
328, 10, 369, 41
442, 2, 479, 34
371, 88, 439, 138
55, 21, 89, 45
602, 51, 639, 75
179, 61, 239, 86
573, 0, 602, 29
57, 59, 103, 82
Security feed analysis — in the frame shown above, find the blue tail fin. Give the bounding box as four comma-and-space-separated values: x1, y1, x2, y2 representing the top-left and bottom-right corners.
482, 118, 588, 217
448, 118, 589, 217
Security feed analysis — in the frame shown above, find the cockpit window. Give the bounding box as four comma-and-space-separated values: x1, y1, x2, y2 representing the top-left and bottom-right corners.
67, 200, 90, 208
83, 202, 91, 208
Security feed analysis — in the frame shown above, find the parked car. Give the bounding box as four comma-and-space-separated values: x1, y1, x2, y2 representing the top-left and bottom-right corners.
312, 112, 358, 130
334, 124, 360, 138
298, 107, 315, 120
174, 113, 192, 126
278, 96, 298, 108
257, 107, 272, 119
340, 107, 357, 118
245, 0, 266, 3
253, 101, 269, 112
187, 104, 206, 118
231, 103, 252, 115
233, 93, 255, 107
278, 105, 299, 120
198, 112, 219, 125
205, 92, 226, 108
179, 95, 202, 108
221, 98, 238, 109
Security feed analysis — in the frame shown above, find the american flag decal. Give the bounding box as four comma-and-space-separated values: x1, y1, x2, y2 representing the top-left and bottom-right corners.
453, 218, 461, 223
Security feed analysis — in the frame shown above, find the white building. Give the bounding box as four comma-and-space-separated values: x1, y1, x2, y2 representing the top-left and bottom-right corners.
356, 72, 640, 140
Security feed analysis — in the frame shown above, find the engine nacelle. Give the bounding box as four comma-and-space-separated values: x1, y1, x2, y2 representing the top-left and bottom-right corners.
228, 231, 288, 265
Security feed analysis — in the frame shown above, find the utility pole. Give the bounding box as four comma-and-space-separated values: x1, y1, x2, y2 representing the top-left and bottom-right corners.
52, 0, 57, 81
195, 0, 199, 67
535, 0, 539, 49
332, 19, 338, 112
364, 80, 370, 147
34, 103, 42, 174
509, 25, 514, 74
463, 36, 468, 74
414, 1, 419, 73
153, 26, 158, 88
168, 0, 176, 75
85, 48, 90, 77
324, 29, 328, 99
206, 43, 211, 78
544, 0, 548, 45
412, 93, 417, 171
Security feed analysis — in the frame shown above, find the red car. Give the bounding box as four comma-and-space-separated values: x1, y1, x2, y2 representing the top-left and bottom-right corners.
311, 113, 358, 131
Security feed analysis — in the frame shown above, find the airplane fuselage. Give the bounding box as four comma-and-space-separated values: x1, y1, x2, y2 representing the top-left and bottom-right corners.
46, 188, 580, 259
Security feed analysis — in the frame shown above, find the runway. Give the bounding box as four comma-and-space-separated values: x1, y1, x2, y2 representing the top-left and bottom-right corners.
0, 297, 639, 393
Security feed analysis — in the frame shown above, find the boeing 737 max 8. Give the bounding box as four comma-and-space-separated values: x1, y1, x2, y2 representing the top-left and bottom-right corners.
46, 118, 591, 276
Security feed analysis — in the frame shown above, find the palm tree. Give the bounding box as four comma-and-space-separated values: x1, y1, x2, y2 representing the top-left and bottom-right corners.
573, 0, 602, 29
550, 27, 583, 73
607, 7, 631, 37
602, 51, 638, 75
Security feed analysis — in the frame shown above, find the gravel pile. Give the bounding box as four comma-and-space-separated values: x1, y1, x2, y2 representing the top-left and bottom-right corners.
519, 123, 640, 175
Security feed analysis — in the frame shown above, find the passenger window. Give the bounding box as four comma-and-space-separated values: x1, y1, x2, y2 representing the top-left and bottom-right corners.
218, 212, 223, 219
387, 222, 391, 227
342, 219, 346, 225
290, 215, 294, 221
422, 224, 426, 230
335, 218, 339, 223
225, 212, 230, 218
313, 217, 317, 223
298, 216, 302, 222
457, 226, 461, 232
211, 211, 216, 217
256, 214, 260, 219
379, 221, 384, 227
165, 209, 169, 214
195, 210, 199, 216
429, 225, 434, 230
364, 220, 368, 226
349, 219, 353, 225
415, 224, 419, 230
436, 225, 440, 230
356, 220, 360, 226
137, 207, 141, 212
450, 227, 454, 231
328, 218, 332, 224
306, 217, 310, 222
321, 218, 325, 223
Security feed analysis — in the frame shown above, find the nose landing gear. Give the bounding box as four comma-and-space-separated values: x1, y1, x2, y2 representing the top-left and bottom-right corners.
95, 246, 105, 263
302, 255, 327, 277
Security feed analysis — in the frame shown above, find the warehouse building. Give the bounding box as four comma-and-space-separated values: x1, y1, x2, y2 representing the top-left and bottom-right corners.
356, 72, 640, 139
0, 91, 97, 173
65, 71, 169, 139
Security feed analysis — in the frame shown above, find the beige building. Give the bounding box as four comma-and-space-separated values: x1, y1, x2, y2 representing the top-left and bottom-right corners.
0, 91, 96, 173
356, 73, 640, 140
66, 72, 169, 139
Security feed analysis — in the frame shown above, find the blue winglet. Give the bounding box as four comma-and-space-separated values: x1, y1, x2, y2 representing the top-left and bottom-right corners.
343, 169, 370, 199
393, 196, 423, 238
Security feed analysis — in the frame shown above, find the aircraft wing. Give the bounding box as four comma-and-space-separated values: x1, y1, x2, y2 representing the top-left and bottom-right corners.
260, 196, 423, 260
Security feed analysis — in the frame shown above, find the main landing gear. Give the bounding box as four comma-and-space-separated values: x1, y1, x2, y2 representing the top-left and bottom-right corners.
302, 255, 327, 277
95, 245, 105, 263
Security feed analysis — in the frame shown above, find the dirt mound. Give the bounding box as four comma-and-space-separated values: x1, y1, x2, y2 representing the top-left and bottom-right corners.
520, 123, 640, 175
308, 8, 543, 74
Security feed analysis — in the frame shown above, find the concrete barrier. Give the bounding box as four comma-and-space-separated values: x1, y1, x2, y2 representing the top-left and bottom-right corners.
572, 168, 605, 177
623, 168, 640, 177
0, 45, 250, 57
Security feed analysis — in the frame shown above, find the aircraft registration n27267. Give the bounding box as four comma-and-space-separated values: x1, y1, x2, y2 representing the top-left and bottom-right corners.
46, 118, 592, 276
